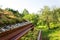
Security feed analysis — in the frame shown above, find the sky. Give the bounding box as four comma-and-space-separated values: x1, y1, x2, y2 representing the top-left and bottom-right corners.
0, 0, 60, 13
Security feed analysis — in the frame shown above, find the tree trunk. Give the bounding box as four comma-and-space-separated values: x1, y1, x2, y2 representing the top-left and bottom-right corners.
47, 22, 50, 30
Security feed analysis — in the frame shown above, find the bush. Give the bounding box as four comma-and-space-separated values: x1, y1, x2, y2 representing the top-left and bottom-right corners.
0, 20, 4, 27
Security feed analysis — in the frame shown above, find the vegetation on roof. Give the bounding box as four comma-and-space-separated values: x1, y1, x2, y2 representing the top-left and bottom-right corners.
0, 8, 24, 27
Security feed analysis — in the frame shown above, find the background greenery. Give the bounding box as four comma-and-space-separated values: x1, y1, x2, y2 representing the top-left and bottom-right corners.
0, 6, 60, 40
21, 6, 60, 40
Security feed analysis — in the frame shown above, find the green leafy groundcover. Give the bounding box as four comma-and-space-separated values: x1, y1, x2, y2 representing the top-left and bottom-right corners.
21, 26, 60, 40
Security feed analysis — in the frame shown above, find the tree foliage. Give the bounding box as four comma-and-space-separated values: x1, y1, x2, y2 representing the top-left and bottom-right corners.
0, 6, 60, 29
22, 6, 60, 29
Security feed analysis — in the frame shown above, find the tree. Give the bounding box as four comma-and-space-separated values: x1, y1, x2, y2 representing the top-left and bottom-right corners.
40, 6, 51, 29
52, 8, 60, 23
22, 9, 29, 16
23, 13, 39, 26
